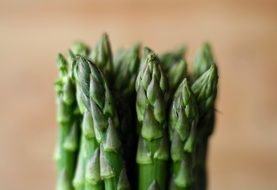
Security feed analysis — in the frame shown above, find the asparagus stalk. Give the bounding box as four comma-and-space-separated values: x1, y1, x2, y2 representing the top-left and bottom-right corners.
71, 42, 91, 57
191, 45, 218, 190
139, 47, 153, 72
113, 44, 141, 187
135, 48, 169, 190
192, 43, 215, 81
159, 46, 187, 93
54, 53, 80, 190
90, 33, 113, 82
113, 43, 141, 96
169, 79, 199, 190
55, 42, 89, 189
74, 56, 130, 190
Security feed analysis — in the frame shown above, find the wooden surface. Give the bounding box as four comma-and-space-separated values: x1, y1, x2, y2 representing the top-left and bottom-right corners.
1, 1, 277, 189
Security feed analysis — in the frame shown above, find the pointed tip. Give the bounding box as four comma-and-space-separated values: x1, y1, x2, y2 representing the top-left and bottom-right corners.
133, 42, 142, 49
90, 33, 113, 76
154, 134, 169, 160
174, 158, 192, 188
206, 64, 218, 80
144, 47, 154, 54
57, 169, 72, 190
75, 54, 85, 62
144, 50, 160, 71
103, 120, 121, 152
70, 41, 90, 56
57, 53, 68, 75
148, 181, 161, 190
197, 64, 218, 82
99, 33, 110, 45
102, 32, 109, 38
136, 137, 152, 164
191, 64, 218, 116
202, 41, 212, 49
193, 42, 216, 79
198, 42, 213, 58
181, 77, 189, 86
86, 148, 101, 184
117, 168, 131, 190
63, 122, 79, 151
57, 53, 66, 63
99, 145, 115, 179
129, 43, 141, 55
57, 53, 64, 59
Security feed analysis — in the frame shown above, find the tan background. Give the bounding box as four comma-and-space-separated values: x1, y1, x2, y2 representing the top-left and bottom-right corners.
1, 0, 277, 190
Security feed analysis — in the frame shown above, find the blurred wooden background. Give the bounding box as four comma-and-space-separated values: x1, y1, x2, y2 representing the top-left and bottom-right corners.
0, 0, 277, 189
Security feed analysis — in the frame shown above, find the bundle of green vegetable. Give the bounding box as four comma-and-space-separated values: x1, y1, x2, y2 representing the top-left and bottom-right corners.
54, 33, 219, 190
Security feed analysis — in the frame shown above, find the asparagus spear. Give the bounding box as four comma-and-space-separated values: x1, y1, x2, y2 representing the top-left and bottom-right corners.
159, 47, 187, 93
90, 33, 113, 82
191, 46, 218, 190
71, 42, 91, 57
159, 46, 185, 70
55, 42, 89, 189
169, 79, 199, 190
135, 48, 169, 190
192, 43, 215, 81
113, 43, 141, 96
54, 53, 80, 190
113, 44, 141, 187
192, 64, 218, 117
74, 56, 130, 190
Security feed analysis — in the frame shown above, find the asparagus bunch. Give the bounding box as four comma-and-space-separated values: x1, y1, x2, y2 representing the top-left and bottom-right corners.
54, 34, 219, 190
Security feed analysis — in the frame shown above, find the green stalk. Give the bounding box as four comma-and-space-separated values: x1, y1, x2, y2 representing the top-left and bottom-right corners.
74, 56, 130, 190
191, 45, 218, 190
113, 43, 141, 95
169, 79, 199, 190
159, 46, 187, 93
55, 53, 80, 190
136, 49, 169, 190
113, 43, 141, 187
55, 42, 90, 190
90, 33, 113, 82
73, 135, 86, 190
192, 43, 215, 81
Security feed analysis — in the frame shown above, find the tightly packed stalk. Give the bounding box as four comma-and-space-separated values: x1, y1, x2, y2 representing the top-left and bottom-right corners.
113, 44, 141, 186
54, 52, 82, 190
191, 44, 218, 190
54, 34, 219, 190
169, 79, 199, 190
159, 46, 187, 94
135, 49, 169, 190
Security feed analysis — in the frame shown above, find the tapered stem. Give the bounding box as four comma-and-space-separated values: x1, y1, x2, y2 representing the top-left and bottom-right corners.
136, 48, 169, 190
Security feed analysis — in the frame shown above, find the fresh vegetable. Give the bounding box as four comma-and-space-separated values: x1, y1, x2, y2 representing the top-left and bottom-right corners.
191, 44, 218, 190
54, 34, 219, 190
135, 48, 169, 190
169, 79, 199, 190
